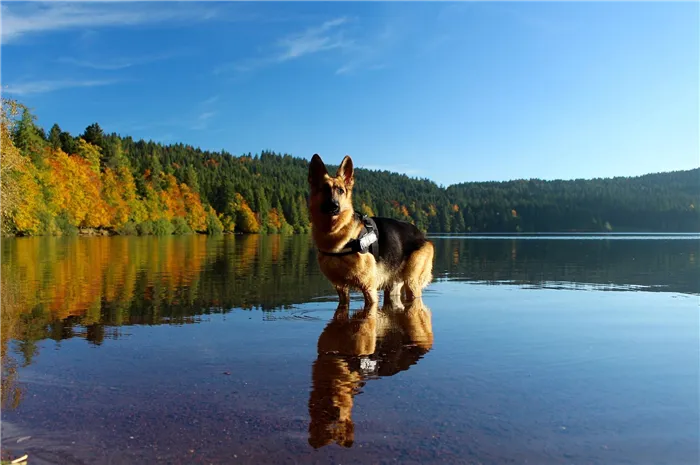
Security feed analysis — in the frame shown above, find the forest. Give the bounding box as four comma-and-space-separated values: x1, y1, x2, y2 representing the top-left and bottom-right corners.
1, 97, 698, 236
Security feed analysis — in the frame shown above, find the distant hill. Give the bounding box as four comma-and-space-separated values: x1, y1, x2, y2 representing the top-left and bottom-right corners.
446, 169, 700, 232
2, 98, 698, 235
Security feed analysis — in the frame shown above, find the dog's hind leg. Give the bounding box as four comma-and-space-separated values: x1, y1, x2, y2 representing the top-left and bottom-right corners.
383, 281, 404, 306
361, 287, 379, 309
403, 241, 435, 302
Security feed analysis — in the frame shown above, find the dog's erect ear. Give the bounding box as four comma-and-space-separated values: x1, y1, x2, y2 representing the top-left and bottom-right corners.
309, 154, 328, 186
336, 155, 354, 189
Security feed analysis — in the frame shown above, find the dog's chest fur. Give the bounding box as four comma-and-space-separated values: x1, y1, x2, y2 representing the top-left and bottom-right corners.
317, 253, 392, 289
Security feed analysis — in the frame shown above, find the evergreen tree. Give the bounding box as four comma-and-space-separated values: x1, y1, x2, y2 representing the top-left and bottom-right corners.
48, 124, 61, 150
13, 108, 45, 166
82, 123, 104, 147
184, 165, 200, 193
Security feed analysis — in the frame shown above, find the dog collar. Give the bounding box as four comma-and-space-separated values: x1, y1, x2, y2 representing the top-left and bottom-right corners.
318, 213, 379, 259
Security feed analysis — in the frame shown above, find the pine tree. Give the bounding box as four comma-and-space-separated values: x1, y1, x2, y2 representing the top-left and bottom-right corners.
82, 123, 104, 148
13, 108, 45, 166
184, 165, 200, 194
48, 124, 61, 150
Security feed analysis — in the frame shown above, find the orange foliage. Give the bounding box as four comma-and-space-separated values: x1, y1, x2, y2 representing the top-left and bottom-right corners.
231, 193, 260, 233
47, 148, 109, 228
268, 208, 283, 231
159, 173, 186, 220
3, 236, 208, 322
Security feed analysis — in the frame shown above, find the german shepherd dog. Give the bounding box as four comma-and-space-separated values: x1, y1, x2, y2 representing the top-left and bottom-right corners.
308, 154, 434, 308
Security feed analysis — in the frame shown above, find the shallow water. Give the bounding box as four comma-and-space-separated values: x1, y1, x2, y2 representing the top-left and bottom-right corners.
1, 235, 698, 464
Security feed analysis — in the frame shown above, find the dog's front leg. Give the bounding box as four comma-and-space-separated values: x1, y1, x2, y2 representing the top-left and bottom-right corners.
336, 285, 350, 307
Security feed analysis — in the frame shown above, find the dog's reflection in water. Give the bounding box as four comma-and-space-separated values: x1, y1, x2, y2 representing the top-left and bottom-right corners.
308, 297, 434, 449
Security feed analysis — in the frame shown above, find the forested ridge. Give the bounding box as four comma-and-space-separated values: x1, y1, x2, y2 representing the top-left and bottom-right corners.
1, 98, 698, 236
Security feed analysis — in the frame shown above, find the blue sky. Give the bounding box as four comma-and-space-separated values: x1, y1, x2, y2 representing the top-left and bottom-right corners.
2, 1, 698, 186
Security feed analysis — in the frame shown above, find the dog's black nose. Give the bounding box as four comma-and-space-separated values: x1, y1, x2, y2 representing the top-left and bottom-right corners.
331, 200, 340, 208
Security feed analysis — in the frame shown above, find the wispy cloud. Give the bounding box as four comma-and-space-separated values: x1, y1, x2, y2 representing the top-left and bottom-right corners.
190, 111, 216, 131
276, 17, 352, 62
1, 2, 219, 44
56, 51, 187, 71
334, 15, 409, 76
220, 13, 405, 76
201, 95, 220, 106
216, 17, 353, 74
112, 99, 220, 134
3, 79, 122, 96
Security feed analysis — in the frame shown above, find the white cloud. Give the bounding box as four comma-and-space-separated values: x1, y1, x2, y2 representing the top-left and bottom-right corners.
219, 14, 402, 77
216, 17, 353, 74
56, 51, 187, 70
191, 111, 216, 131
3, 79, 122, 96
276, 17, 352, 62
335, 22, 399, 76
1, 2, 219, 44
201, 95, 220, 106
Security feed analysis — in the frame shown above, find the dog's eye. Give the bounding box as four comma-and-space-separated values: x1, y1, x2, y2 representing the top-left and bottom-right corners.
337, 188, 345, 195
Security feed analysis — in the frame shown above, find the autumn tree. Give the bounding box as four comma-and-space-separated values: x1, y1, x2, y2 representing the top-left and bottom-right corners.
1, 99, 23, 232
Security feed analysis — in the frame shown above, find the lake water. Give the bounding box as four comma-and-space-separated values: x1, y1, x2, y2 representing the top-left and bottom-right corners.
1, 235, 698, 465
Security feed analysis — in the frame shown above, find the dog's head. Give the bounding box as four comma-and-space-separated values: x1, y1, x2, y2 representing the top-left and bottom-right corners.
308, 154, 354, 218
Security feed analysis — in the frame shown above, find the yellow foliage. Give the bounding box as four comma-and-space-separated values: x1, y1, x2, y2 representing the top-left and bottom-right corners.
76, 138, 101, 173
182, 183, 207, 232
1, 98, 32, 234
360, 203, 375, 217
219, 214, 236, 233
46, 149, 109, 228
231, 193, 260, 233
11, 163, 43, 234
102, 168, 135, 228
2, 235, 207, 322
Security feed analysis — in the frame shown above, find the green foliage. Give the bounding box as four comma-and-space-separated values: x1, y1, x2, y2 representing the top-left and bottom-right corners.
152, 218, 174, 236
447, 171, 700, 232
171, 217, 193, 235
279, 222, 295, 235
55, 212, 78, 236
3, 101, 699, 236
205, 208, 224, 235
117, 221, 139, 236
136, 221, 154, 236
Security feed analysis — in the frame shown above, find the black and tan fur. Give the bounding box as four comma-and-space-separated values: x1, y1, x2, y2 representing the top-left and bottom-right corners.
308, 154, 434, 308
308, 297, 434, 449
